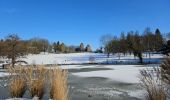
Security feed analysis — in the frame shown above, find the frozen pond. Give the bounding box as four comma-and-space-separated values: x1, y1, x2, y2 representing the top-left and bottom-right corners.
67, 65, 146, 100
0, 53, 163, 99
0, 64, 153, 100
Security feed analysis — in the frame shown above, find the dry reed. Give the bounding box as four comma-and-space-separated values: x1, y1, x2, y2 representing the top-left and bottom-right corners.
7, 65, 68, 100
140, 69, 166, 100
8, 66, 26, 98
26, 66, 47, 99
49, 67, 68, 100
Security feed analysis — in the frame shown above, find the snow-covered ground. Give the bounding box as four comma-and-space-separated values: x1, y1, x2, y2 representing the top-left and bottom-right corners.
18, 52, 164, 65
0, 53, 163, 80
0, 72, 9, 78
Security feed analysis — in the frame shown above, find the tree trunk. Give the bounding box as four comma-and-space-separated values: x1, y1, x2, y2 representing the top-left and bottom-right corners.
118, 53, 120, 60
2, 64, 4, 69
107, 53, 110, 58
148, 51, 151, 59
12, 45, 15, 67
138, 52, 143, 64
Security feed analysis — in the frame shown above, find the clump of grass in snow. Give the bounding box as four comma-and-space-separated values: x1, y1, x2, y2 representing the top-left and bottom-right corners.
27, 66, 47, 99
140, 68, 166, 100
8, 66, 26, 98
29, 79, 45, 99
49, 67, 68, 100
9, 77, 26, 98
7, 65, 68, 100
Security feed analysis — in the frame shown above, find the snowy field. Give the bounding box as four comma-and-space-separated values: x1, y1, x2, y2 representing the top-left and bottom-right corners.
17, 52, 164, 65
0, 53, 164, 100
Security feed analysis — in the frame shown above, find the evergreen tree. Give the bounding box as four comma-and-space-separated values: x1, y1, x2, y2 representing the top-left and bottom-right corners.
80, 43, 84, 52
53, 41, 62, 53
60, 43, 65, 53
56, 41, 60, 51
85, 44, 92, 52
155, 28, 163, 50
53, 42, 57, 53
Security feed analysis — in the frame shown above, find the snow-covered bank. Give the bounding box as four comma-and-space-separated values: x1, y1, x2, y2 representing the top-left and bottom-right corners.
19, 53, 164, 65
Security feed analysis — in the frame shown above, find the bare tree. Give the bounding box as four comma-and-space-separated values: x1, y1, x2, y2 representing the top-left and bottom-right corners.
6, 34, 22, 67
100, 34, 113, 57
0, 39, 7, 57
100, 34, 113, 47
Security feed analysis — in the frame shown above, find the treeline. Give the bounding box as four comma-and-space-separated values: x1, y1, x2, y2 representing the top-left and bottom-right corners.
101, 28, 164, 63
0, 34, 92, 67
0, 34, 92, 55
52, 42, 92, 53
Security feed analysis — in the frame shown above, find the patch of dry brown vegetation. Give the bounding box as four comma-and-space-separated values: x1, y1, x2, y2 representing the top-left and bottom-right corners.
26, 66, 47, 99
140, 68, 166, 100
49, 67, 68, 100
7, 65, 68, 100
8, 66, 26, 98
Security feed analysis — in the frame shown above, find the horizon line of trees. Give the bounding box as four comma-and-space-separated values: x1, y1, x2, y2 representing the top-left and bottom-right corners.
0, 34, 92, 67
0, 35, 93, 54
101, 28, 165, 63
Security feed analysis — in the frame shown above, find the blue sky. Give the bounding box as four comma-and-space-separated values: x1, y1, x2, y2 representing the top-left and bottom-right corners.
0, 0, 170, 50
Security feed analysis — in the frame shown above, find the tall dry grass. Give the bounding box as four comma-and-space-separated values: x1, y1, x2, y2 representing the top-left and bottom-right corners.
49, 67, 68, 100
140, 69, 166, 100
160, 57, 170, 85
29, 79, 45, 99
9, 77, 26, 98
8, 66, 26, 98
7, 65, 68, 100
26, 66, 47, 99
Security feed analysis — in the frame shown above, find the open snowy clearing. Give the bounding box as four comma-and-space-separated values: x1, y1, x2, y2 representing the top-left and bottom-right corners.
16, 52, 164, 65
